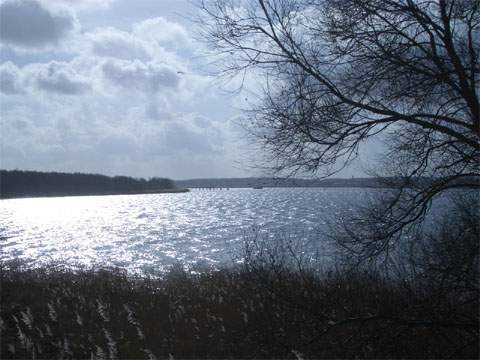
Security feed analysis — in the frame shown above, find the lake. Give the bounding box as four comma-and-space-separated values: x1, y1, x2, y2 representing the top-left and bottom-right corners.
0, 188, 379, 274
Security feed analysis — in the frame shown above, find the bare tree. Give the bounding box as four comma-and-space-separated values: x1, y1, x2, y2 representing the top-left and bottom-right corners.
197, 0, 479, 259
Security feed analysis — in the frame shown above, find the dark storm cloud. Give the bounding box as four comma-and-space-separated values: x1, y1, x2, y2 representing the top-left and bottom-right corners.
0, 0, 75, 48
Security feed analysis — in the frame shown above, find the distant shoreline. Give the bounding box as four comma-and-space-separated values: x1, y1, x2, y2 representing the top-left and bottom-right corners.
0, 169, 181, 200
1, 188, 190, 200
3, 170, 476, 199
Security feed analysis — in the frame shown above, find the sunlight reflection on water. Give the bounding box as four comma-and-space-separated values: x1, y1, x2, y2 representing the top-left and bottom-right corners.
0, 188, 376, 274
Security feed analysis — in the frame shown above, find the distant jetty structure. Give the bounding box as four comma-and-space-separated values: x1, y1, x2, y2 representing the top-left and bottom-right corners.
174, 177, 418, 189
194, 187, 228, 190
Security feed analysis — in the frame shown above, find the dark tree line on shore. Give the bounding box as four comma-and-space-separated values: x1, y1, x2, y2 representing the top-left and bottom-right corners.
0, 170, 175, 198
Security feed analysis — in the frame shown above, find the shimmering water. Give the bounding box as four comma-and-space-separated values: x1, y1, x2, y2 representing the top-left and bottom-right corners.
0, 188, 375, 274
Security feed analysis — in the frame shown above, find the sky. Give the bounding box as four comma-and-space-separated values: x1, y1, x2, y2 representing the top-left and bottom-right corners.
0, 0, 375, 179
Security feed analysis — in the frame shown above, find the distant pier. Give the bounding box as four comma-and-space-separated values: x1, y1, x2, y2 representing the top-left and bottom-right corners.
192, 187, 229, 190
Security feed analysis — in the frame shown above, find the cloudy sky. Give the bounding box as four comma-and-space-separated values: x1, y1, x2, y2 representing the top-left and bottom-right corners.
0, 0, 373, 179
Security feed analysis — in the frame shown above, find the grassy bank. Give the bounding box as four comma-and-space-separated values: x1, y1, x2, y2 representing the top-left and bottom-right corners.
1, 262, 477, 359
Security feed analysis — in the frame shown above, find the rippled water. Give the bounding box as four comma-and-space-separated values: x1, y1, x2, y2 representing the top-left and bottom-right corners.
0, 188, 376, 274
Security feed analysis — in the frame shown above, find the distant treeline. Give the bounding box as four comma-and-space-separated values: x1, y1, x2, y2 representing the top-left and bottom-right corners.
175, 177, 388, 189
0, 170, 176, 199
175, 176, 479, 189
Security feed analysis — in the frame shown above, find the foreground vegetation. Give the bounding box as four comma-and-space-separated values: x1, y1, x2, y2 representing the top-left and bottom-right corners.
1, 259, 477, 359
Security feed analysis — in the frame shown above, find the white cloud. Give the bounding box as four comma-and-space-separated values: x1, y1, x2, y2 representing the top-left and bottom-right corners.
0, 60, 92, 95
86, 27, 153, 61
145, 98, 172, 121
81, 17, 194, 63
0, 61, 23, 94
31, 61, 91, 94
0, 7, 251, 178
194, 115, 213, 129
101, 59, 180, 93
132, 17, 192, 50
0, 0, 77, 49
162, 118, 223, 155
97, 132, 138, 154
47, 0, 115, 11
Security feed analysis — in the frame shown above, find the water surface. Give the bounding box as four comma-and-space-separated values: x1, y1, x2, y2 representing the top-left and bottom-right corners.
0, 188, 374, 274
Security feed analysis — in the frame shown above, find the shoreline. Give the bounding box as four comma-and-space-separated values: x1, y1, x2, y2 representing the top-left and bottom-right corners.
0, 188, 190, 200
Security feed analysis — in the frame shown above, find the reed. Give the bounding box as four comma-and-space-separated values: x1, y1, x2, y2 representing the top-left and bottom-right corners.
1, 259, 477, 359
